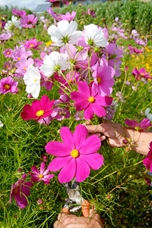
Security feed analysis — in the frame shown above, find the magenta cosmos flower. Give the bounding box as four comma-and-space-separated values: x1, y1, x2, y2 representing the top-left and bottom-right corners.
20, 95, 54, 121
10, 174, 33, 209
143, 142, 152, 172
124, 118, 152, 131
45, 124, 103, 183
132, 67, 151, 80
20, 14, 38, 28
30, 162, 54, 184
0, 76, 18, 94
71, 81, 112, 120
24, 38, 42, 50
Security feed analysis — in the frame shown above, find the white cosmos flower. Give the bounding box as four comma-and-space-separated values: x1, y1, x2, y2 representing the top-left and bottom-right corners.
48, 20, 82, 46
4, 16, 21, 31
83, 24, 108, 47
23, 66, 41, 98
40, 51, 69, 77
145, 108, 152, 121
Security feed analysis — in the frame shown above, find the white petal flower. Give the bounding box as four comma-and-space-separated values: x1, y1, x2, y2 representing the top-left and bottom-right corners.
83, 24, 108, 47
145, 108, 152, 121
40, 51, 69, 77
0, 120, 4, 128
48, 20, 82, 46
4, 16, 21, 31
23, 66, 41, 98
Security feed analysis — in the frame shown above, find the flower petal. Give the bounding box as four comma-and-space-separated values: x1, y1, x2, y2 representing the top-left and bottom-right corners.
75, 158, 90, 182
79, 135, 101, 154
60, 127, 74, 148
48, 156, 72, 172
45, 141, 71, 156
81, 153, 104, 170
73, 124, 88, 149
58, 159, 76, 183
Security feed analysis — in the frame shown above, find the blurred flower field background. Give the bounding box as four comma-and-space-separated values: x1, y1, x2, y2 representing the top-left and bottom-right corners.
0, 0, 152, 227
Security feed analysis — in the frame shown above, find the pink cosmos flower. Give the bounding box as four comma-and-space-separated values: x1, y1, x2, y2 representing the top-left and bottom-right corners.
47, 7, 62, 22
15, 58, 34, 76
0, 76, 18, 94
45, 124, 104, 183
12, 46, 32, 62
60, 11, 76, 21
20, 95, 54, 121
132, 67, 151, 80
30, 162, 54, 184
87, 8, 96, 18
20, 14, 38, 28
143, 142, 152, 172
3, 48, 13, 58
71, 81, 112, 120
124, 118, 152, 131
0, 33, 12, 41
10, 174, 33, 209
12, 8, 26, 17
128, 45, 143, 54
24, 38, 42, 50
104, 43, 123, 77
92, 60, 115, 96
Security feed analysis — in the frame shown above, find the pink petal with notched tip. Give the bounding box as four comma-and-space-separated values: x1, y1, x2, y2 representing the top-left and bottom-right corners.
14, 193, 28, 209
84, 105, 94, 120
79, 135, 101, 154
77, 81, 90, 97
81, 153, 104, 170
45, 141, 71, 156
58, 158, 76, 183
73, 124, 88, 149
60, 127, 74, 148
48, 156, 72, 172
75, 158, 90, 182
92, 103, 106, 117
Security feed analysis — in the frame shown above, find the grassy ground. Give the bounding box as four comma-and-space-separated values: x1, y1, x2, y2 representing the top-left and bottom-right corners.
0, 2, 152, 227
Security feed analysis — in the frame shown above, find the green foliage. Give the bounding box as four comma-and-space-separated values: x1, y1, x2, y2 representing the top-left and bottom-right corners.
0, 2, 152, 228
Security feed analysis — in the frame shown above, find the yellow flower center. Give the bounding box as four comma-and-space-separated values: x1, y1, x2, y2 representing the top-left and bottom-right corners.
4, 84, 10, 90
70, 149, 79, 158
140, 73, 144, 76
38, 174, 43, 179
88, 96, 95, 103
36, 110, 44, 117
97, 77, 102, 84
30, 44, 34, 47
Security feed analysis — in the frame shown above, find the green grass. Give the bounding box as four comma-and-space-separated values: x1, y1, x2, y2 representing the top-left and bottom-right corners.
0, 2, 152, 228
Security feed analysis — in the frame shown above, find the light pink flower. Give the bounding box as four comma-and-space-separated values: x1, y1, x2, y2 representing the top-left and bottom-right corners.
92, 60, 115, 96
60, 11, 76, 21
45, 124, 103, 183
30, 162, 54, 184
124, 118, 152, 131
15, 58, 34, 76
20, 95, 54, 121
10, 174, 33, 209
0, 76, 18, 94
143, 142, 152, 172
20, 14, 38, 28
0, 33, 12, 41
71, 81, 112, 120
